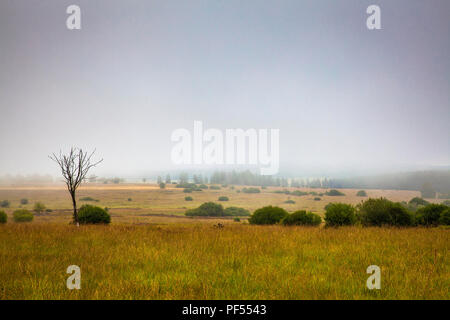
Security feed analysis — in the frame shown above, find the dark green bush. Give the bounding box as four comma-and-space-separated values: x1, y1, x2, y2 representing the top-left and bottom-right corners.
439, 208, 450, 225
314, 197, 321, 201
13, 209, 34, 222
224, 207, 250, 216
209, 185, 221, 190
325, 203, 356, 227
284, 199, 295, 204
356, 190, 367, 197
20, 198, 29, 205
233, 217, 241, 222
185, 196, 193, 201
0, 210, 7, 224
183, 188, 193, 193
198, 184, 208, 189
325, 189, 345, 196
388, 203, 414, 226
218, 196, 229, 201
415, 204, 448, 226
358, 198, 414, 227
0, 200, 10, 208
409, 197, 429, 206
78, 205, 111, 224
185, 202, 224, 217
282, 210, 321, 226
249, 206, 288, 225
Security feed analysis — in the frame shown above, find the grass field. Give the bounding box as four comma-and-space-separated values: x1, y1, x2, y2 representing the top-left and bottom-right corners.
0, 184, 448, 300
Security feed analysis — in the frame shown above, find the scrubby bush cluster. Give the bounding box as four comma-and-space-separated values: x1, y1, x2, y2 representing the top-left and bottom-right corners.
282, 210, 321, 226
356, 190, 367, 197
78, 205, 111, 224
13, 209, 34, 222
249, 206, 288, 225
185, 202, 224, 217
325, 189, 345, 196
0, 200, 10, 208
325, 203, 357, 227
242, 187, 261, 194
224, 207, 250, 216
218, 196, 229, 201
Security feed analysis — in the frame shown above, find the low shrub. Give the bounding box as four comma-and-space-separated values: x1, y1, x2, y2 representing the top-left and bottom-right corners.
33, 202, 46, 215
79, 196, 99, 202
314, 197, 321, 201
218, 196, 229, 201
78, 205, 111, 224
284, 199, 295, 204
325, 189, 345, 196
183, 188, 193, 193
282, 210, 321, 226
356, 190, 368, 197
20, 198, 29, 205
185, 196, 193, 201
233, 217, 241, 222
291, 190, 308, 196
209, 185, 221, 190
224, 207, 250, 216
198, 184, 208, 189
409, 197, 430, 207
185, 202, 224, 217
13, 209, 34, 222
325, 203, 356, 227
242, 187, 261, 194
415, 204, 448, 226
249, 206, 288, 225
0, 200, 10, 208
0, 210, 7, 224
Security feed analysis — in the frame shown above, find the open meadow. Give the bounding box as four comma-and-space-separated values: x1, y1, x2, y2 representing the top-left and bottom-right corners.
0, 184, 448, 299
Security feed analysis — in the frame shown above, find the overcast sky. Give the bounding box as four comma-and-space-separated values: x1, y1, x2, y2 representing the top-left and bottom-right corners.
0, 0, 449, 177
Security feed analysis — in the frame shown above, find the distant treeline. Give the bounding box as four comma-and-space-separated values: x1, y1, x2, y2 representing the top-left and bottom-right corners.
174, 170, 450, 196
327, 171, 450, 193
0, 174, 54, 185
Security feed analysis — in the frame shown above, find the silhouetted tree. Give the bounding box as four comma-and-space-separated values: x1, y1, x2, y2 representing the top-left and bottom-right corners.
50, 148, 102, 225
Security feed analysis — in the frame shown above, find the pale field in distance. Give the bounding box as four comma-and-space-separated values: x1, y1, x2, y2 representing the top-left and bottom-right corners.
0, 184, 430, 224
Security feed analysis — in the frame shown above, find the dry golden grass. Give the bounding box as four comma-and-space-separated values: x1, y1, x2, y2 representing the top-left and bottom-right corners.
0, 184, 448, 300
0, 223, 448, 300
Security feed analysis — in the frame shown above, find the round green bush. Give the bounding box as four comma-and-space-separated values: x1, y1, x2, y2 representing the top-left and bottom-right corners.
218, 196, 229, 201
13, 209, 34, 222
185, 202, 224, 217
356, 190, 368, 197
415, 204, 448, 226
358, 198, 394, 226
282, 210, 321, 226
233, 217, 241, 222
249, 206, 288, 225
78, 205, 111, 224
439, 208, 450, 225
388, 203, 414, 226
224, 207, 250, 216
20, 198, 29, 205
185, 196, 193, 201
0, 210, 7, 224
325, 203, 356, 227
284, 199, 296, 204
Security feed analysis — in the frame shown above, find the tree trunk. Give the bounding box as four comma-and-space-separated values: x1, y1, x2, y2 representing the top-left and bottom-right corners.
70, 191, 78, 225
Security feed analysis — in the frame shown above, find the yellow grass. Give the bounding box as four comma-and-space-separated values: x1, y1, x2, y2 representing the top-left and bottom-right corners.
0, 184, 448, 300
0, 223, 448, 299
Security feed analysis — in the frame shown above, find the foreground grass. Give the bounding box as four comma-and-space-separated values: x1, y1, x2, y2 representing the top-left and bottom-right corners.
0, 224, 448, 299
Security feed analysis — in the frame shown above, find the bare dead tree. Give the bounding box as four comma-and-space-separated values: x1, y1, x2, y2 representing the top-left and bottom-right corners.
49, 148, 103, 225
